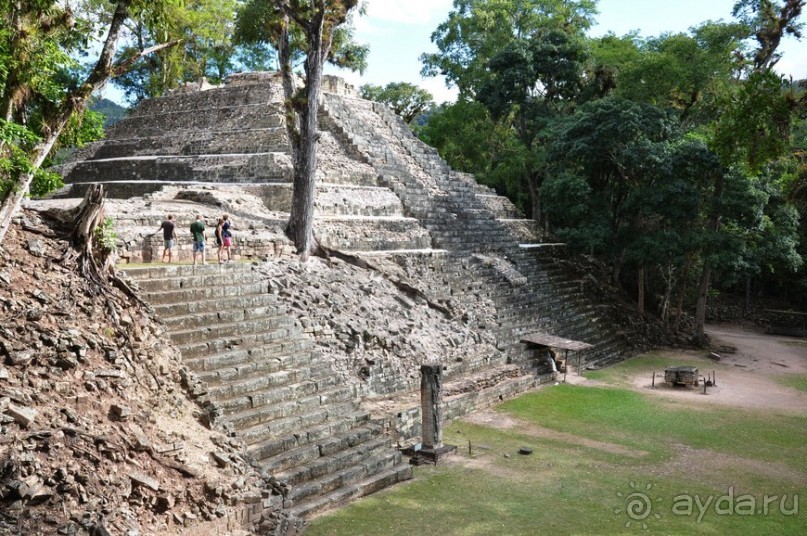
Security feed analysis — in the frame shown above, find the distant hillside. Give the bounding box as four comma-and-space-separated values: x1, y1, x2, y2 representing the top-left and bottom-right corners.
91, 97, 128, 128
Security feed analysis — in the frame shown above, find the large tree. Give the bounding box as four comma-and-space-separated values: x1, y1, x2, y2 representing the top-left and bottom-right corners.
270, 0, 363, 260
420, 0, 596, 221
420, 0, 597, 99
475, 28, 587, 221
360, 82, 433, 124
113, 0, 272, 103
0, 0, 177, 246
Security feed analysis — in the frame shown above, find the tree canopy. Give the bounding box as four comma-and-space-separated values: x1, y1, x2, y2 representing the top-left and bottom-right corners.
360, 82, 433, 124
419, 0, 807, 341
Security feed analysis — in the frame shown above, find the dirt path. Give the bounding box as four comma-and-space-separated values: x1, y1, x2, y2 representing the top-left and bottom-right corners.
564, 324, 807, 413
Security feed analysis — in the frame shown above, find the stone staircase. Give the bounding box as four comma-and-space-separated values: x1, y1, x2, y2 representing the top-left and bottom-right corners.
47, 71, 650, 375
38, 71, 660, 524
320, 93, 541, 254
319, 93, 636, 369
123, 263, 412, 518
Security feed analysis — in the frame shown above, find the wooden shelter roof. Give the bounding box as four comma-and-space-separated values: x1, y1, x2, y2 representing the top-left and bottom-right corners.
520, 332, 593, 351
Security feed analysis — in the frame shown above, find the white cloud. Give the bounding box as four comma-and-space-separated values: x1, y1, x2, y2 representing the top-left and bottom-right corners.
363, 0, 453, 26
418, 76, 458, 105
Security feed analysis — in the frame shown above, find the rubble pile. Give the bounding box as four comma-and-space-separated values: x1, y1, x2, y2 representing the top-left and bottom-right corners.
0, 213, 268, 535
256, 255, 502, 390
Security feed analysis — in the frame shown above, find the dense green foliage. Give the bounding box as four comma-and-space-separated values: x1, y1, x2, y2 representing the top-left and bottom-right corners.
90, 98, 128, 128
418, 0, 807, 333
0, 0, 114, 199
360, 82, 433, 124
0, 120, 61, 199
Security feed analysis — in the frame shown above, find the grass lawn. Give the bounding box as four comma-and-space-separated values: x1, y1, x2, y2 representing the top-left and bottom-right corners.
306, 379, 806, 535
775, 374, 807, 393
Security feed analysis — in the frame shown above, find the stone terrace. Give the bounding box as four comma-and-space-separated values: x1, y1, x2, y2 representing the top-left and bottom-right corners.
39, 71, 654, 521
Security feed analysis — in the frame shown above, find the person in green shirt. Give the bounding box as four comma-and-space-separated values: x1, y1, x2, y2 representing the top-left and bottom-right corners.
190, 214, 207, 266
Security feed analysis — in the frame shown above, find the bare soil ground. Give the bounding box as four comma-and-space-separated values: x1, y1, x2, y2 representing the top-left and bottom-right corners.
628, 325, 806, 412
555, 325, 807, 413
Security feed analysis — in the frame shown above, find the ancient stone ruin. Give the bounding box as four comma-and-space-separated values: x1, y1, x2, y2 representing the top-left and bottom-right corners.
33, 71, 662, 530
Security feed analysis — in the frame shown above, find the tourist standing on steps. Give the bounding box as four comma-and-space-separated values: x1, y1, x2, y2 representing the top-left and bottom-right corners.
214, 217, 224, 263
220, 214, 233, 263
190, 214, 206, 266
158, 214, 177, 263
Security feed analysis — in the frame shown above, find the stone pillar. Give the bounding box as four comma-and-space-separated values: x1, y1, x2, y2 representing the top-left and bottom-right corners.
421, 364, 443, 450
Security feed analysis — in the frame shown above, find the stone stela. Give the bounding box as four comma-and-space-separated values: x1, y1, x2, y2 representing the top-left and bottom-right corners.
413, 364, 456, 465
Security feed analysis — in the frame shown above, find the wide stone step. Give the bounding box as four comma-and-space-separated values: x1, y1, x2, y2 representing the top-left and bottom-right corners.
152, 292, 281, 319
183, 339, 314, 372
222, 384, 357, 430
238, 399, 362, 446
248, 412, 372, 462
209, 374, 327, 416
131, 83, 284, 116
276, 435, 391, 487
133, 270, 264, 292
163, 303, 286, 332
260, 424, 381, 476
91, 127, 288, 159
288, 463, 413, 519
285, 450, 404, 506
124, 262, 260, 280
168, 315, 294, 345
142, 280, 268, 304
196, 353, 327, 386
201, 362, 317, 395
204, 363, 335, 402
112, 104, 285, 136
175, 326, 295, 359
63, 153, 292, 184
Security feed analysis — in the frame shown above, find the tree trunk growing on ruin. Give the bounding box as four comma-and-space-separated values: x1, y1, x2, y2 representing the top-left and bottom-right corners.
0, 0, 178, 248
275, 0, 359, 261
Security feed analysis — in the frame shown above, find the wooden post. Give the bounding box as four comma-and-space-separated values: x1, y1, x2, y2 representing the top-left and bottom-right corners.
563, 349, 568, 382
652, 371, 655, 388
713, 370, 716, 387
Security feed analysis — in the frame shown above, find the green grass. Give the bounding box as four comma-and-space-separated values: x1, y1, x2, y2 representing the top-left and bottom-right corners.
500, 384, 807, 469
583, 351, 722, 387
775, 374, 807, 393
306, 384, 807, 536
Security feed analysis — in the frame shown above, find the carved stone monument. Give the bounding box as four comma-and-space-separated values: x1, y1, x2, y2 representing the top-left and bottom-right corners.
415, 363, 456, 464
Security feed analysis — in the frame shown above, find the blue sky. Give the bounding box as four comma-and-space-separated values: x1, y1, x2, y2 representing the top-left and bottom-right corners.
332, 0, 807, 103
99, 0, 807, 105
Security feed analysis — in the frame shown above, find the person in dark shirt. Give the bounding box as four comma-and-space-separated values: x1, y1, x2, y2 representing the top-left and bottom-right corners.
158, 215, 177, 263
214, 217, 224, 263
219, 214, 233, 263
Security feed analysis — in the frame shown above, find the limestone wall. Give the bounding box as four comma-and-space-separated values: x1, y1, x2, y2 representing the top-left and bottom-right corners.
52, 70, 646, 385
